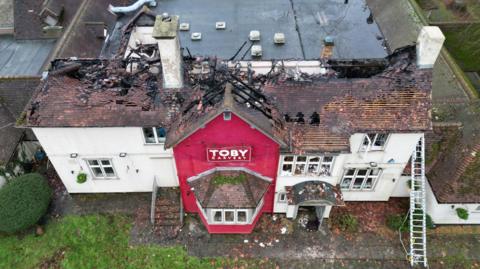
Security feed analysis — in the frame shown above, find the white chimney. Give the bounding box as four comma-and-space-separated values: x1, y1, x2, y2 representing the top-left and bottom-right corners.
153, 14, 183, 88
416, 26, 445, 69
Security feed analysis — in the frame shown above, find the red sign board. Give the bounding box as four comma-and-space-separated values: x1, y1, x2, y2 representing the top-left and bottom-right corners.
206, 146, 252, 162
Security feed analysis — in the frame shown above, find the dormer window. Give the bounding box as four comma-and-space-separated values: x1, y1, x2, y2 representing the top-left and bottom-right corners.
223, 111, 231, 121
361, 133, 388, 151
143, 127, 166, 144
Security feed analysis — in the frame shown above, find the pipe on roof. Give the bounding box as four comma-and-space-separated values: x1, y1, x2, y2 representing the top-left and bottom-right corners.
108, 0, 157, 14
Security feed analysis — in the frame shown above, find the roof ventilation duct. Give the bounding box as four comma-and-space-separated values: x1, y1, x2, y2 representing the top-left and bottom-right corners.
108, 0, 157, 14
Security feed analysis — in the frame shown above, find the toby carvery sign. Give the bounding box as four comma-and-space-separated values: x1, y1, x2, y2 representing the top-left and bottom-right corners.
206, 146, 252, 162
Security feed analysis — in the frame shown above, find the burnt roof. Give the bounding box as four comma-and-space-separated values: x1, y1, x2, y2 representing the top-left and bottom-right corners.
24, 59, 186, 128
22, 45, 432, 153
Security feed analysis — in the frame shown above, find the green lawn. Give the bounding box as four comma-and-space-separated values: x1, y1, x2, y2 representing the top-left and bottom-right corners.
0, 215, 276, 269
443, 25, 480, 72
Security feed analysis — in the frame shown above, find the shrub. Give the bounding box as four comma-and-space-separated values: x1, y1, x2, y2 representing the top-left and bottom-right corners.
333, 213, 358, 233
0, 173, 52, 233
456, 208, 469, 220
387, 212, 435, 232
386, 214, 409, 232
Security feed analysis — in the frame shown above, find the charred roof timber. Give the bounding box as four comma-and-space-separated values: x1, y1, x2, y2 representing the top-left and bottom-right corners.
22, 23, 441, 154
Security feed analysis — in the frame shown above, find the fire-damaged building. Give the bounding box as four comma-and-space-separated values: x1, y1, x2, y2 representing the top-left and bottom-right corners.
18, 1, 452, 265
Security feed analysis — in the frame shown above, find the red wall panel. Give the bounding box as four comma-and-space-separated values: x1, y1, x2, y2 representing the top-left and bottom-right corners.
173, 113, 280, 233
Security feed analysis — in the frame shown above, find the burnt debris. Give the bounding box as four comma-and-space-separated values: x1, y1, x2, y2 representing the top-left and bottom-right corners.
24, 44, 431, 154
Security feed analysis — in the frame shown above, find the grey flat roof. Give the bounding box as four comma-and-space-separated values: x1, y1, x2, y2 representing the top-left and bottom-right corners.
0, 36, 55, 76
114, 0, 387, 60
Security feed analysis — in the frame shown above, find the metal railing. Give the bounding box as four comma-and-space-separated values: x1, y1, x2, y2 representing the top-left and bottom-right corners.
150, 176, 158, 225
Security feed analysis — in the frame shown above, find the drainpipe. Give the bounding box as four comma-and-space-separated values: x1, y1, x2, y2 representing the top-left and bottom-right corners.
108, 0, 157, 14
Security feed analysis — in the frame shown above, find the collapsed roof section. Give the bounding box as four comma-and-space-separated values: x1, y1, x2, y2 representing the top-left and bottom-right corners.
22, 28, 432, 154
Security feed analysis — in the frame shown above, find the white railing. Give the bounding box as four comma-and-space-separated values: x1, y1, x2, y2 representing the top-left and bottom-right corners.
150, 176, 158, 225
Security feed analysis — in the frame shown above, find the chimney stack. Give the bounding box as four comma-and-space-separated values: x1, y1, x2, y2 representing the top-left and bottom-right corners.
416, 26, 445, 69
153, 13, 183, 88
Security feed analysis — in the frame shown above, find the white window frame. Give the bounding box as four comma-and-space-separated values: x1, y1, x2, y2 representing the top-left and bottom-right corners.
143, 127, 166, 144
224, 209, 236, 224
279, 155, 335, 177
236, 209, 248, 224
277, 192, 287, 203
86, 159, 117, 179
212, 209, 224, 224
360, 133, 389, 152
210, 209, 250, 224
340, 168, 381, 191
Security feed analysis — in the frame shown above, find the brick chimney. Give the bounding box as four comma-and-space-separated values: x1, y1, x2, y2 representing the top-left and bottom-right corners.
153, 13, 183, 88
416, 26, 445, 69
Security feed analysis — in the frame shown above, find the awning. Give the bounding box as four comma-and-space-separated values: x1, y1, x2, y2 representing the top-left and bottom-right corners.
286, 181, 344, 206
187, 167, 271, 208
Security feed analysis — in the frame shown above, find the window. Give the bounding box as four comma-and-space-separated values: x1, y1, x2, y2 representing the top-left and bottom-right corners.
237, 210, 248, 223
87, 159, 116, 179
224, 210, 235, 223
278, 192, 287, 203
340, 168, 381, 190
212, 210, 223, 223
361, 133, 388, 151
143, 127, 166, 144
223, 111, 231, 121
280, 155, 335, 177
210, 209, 250, 224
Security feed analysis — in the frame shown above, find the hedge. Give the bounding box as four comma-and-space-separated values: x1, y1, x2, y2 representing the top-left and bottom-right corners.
0, 173, 52, 233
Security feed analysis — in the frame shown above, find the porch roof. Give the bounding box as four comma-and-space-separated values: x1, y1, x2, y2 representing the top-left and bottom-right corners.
187, 168, 271, 208
286, 181, 344, 206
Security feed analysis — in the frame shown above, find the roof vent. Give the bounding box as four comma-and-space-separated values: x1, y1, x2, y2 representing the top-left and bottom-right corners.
215, 21, 226, 30
274, 33, 285, 44
191, 32, 202, 40
179, 22, 190, 31
251, 45, 262, 57
249, 30, 260, 41
323, 36, 334, 46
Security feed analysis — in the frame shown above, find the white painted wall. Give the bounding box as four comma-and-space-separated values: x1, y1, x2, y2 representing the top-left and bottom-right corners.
33, 127, 178, 193
426, 181, 480, 224
274, 133, 422, 215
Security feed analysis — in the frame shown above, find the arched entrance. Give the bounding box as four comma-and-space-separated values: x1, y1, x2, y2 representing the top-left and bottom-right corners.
285, 181, 344, 225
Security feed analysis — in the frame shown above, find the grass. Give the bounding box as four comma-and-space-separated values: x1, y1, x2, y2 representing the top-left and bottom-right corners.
0, 214, 277, 269
212, 174, 246, 186
443, 25, 480, 73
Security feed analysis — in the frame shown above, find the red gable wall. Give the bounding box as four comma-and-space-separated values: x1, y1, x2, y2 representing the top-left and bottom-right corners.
173, 113, 280, 233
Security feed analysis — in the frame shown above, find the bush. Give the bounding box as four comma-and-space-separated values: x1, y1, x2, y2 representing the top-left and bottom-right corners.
0, 173, 52, 233
456, 208, 469, 220
386, 214, 409, 232
387, 212, 435, 232
333, 213, 358, 233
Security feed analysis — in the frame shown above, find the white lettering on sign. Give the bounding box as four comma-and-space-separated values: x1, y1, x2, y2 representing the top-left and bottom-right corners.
207, 147, 252, 162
